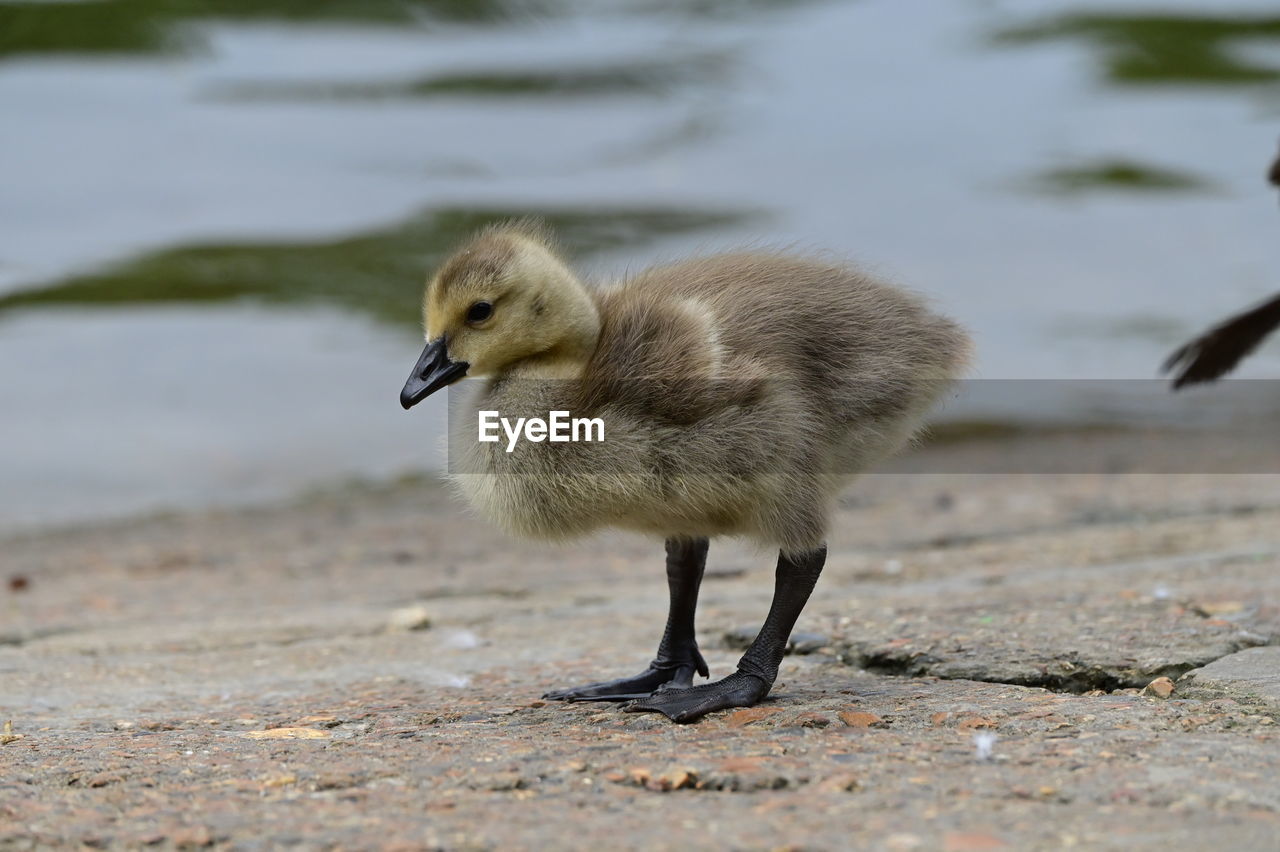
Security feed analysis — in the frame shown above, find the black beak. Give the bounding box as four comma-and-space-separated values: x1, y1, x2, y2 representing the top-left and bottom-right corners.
400, 338, 468, 410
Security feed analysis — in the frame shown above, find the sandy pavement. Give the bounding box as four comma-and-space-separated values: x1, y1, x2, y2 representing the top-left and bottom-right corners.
3, 431, 1280, 850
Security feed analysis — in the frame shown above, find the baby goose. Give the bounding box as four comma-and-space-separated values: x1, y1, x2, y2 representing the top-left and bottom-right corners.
400, 221, 971, 722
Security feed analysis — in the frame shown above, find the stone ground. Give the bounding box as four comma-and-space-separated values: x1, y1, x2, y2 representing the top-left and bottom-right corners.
3, 431, 1280, 850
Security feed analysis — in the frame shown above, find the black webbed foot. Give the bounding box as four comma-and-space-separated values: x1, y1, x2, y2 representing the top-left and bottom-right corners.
547, 537, 711, 702
623, 546, 827, 723
543, 653, 708, 702
622, 671, 770, 722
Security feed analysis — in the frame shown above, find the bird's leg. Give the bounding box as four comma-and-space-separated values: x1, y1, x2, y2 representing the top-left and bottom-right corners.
625, 545, 826, 722
543, 537, 710, 702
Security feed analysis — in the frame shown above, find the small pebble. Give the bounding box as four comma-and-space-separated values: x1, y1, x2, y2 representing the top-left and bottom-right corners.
386, 606, 432, 632
838, 711, 884, 729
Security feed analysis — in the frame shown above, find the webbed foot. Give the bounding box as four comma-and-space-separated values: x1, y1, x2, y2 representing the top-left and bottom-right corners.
543, 653, 708, 702
622, 671, 770, 722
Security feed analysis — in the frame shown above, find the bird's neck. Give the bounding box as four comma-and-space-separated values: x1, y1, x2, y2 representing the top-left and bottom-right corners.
509, 290, 601, 382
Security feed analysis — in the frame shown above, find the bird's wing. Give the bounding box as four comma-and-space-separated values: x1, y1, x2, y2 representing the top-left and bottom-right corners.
1163, 293, 1280, 389
578, 291, 765, 422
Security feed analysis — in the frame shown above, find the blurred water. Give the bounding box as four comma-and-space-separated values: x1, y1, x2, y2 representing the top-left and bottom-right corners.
2, 0, 1280, 529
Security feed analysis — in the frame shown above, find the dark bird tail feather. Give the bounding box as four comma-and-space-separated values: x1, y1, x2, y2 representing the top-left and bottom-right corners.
1163, 294, 1280, 389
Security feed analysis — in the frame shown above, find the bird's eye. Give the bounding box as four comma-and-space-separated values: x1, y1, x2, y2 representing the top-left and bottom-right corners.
466, 301, 493, 324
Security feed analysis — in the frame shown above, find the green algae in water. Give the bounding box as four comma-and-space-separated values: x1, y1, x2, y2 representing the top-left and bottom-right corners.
211, 54, 730, 102
994, 13, 1280, 87
0, 0, 549, 60
0, 207, 752, 327
1021, 159, 1216, 197
0, 0, 815, 61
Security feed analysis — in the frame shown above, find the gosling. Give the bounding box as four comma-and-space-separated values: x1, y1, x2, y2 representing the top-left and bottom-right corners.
400, 221, 971, 722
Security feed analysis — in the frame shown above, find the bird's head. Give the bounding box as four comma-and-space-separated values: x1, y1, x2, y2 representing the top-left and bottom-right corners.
400, 222, 600, 410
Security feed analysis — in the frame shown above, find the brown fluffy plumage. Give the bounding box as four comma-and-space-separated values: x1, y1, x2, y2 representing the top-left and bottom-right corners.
427, 224, 971, 553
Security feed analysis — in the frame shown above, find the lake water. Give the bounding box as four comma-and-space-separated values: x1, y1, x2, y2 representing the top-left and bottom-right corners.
3, 0, 1280, 530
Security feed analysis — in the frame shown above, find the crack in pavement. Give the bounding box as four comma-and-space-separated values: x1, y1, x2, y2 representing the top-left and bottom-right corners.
845, 648, 1227, 694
